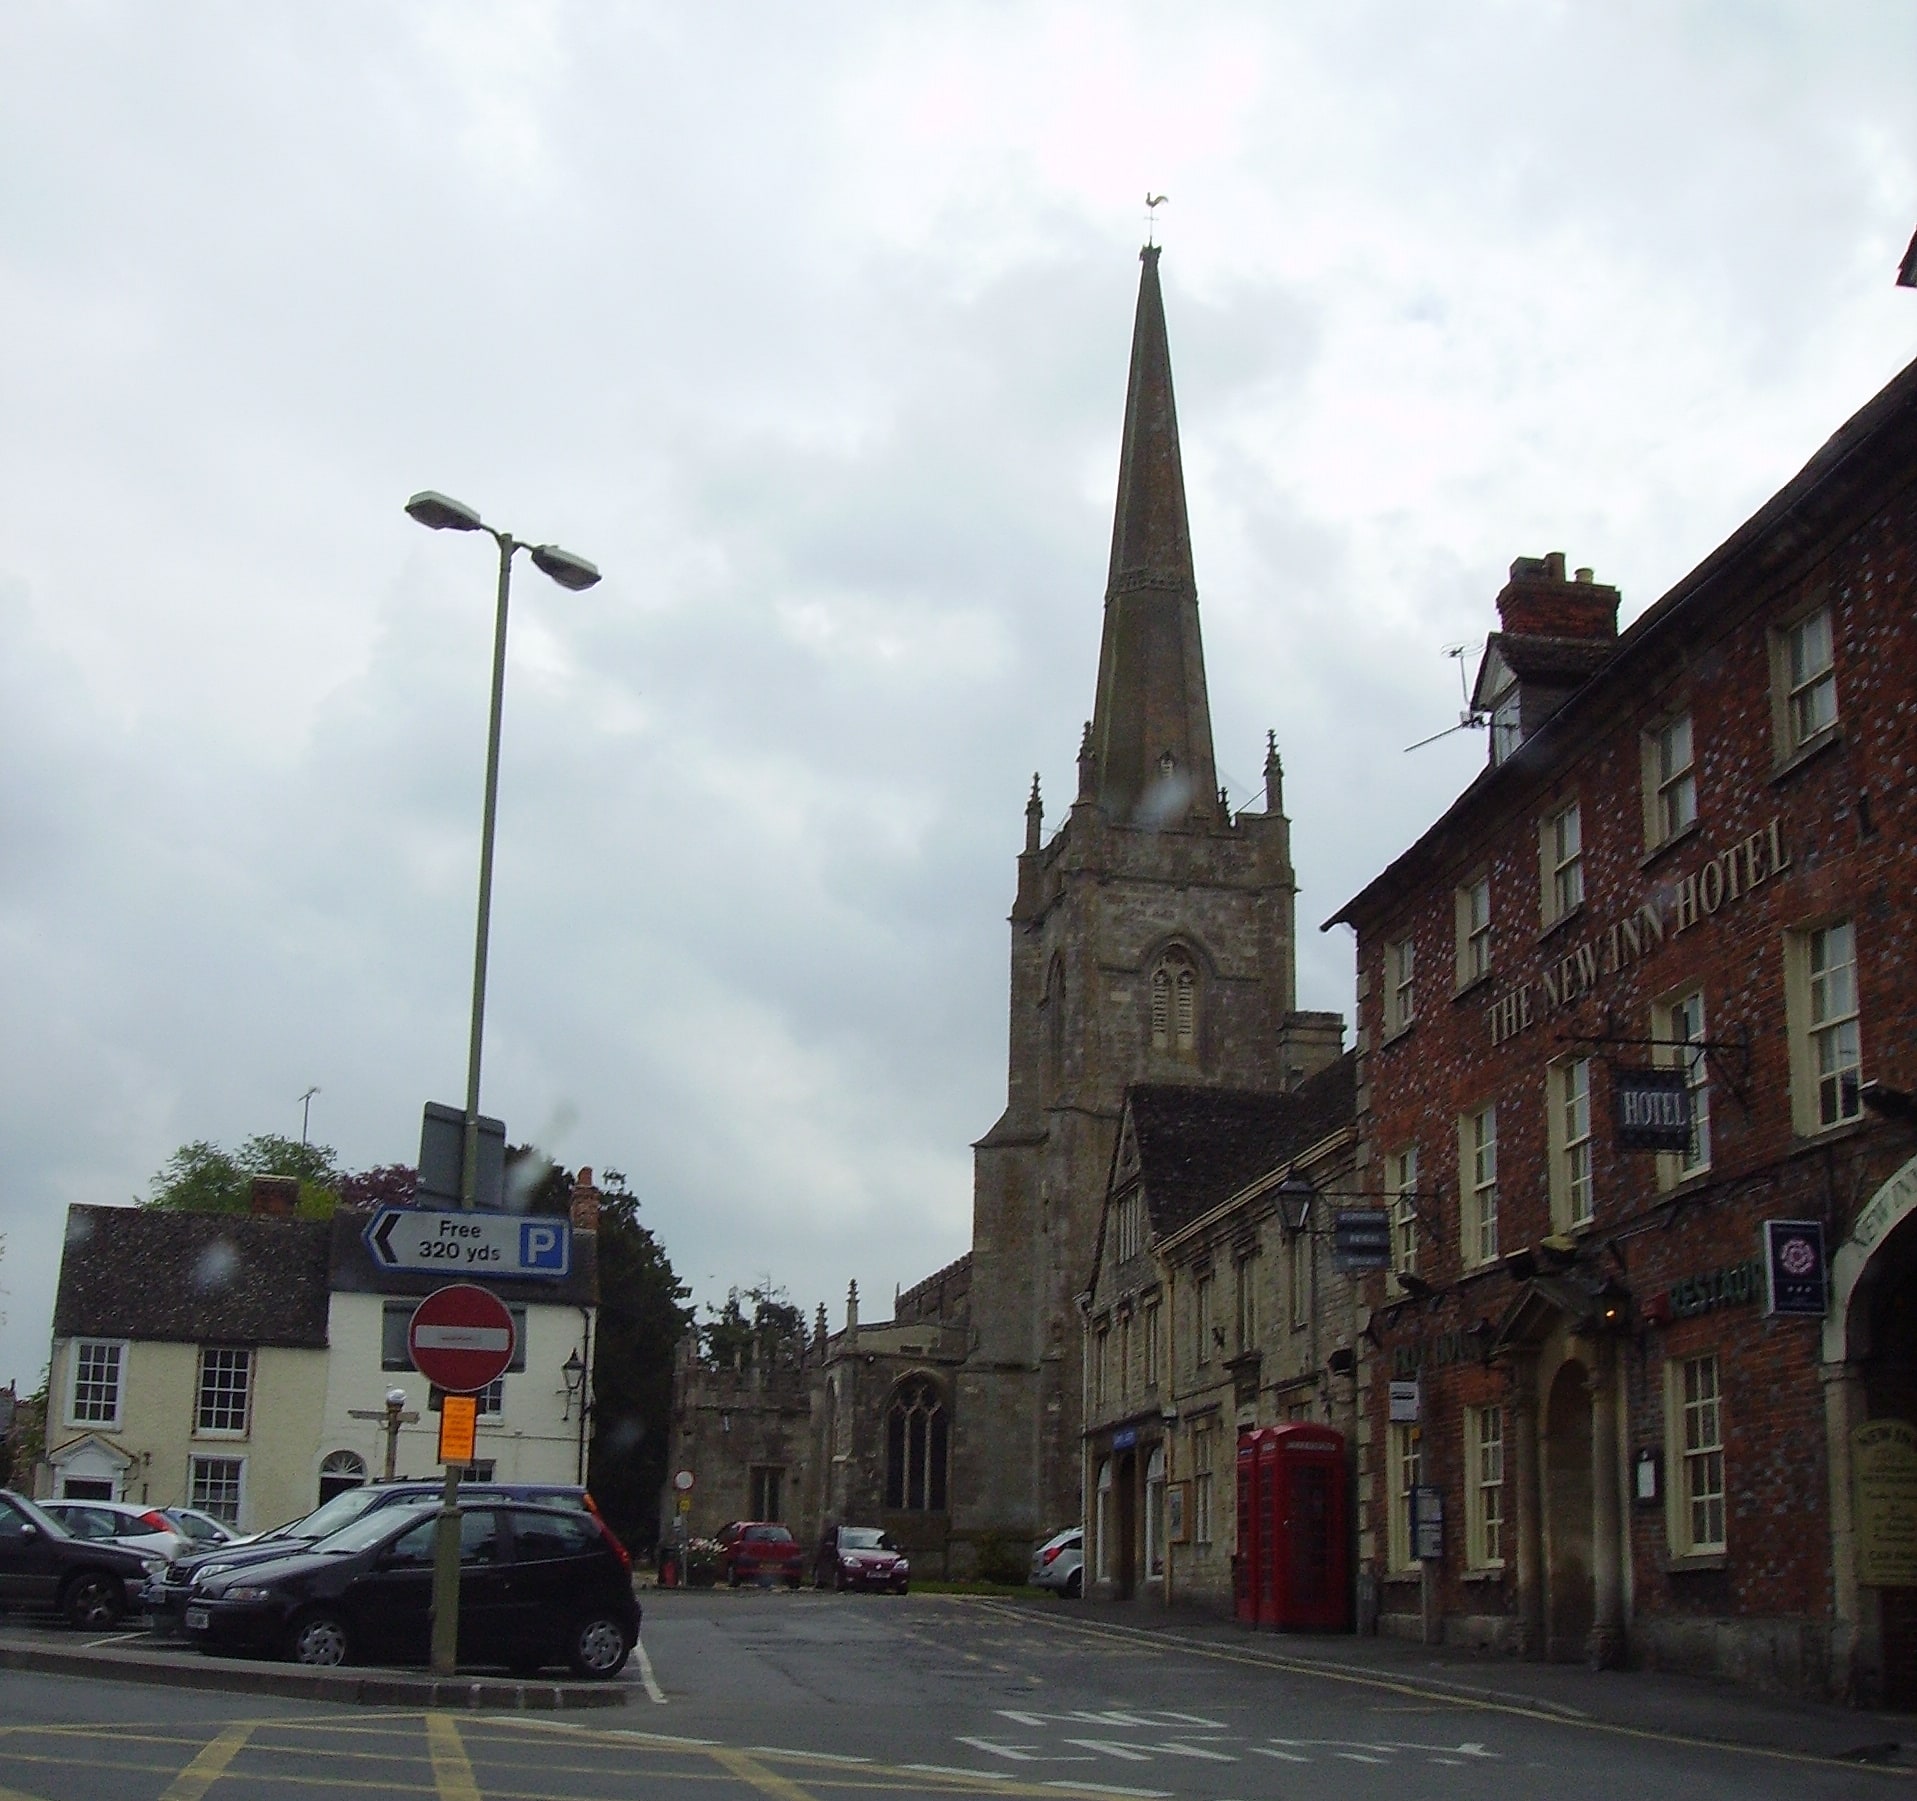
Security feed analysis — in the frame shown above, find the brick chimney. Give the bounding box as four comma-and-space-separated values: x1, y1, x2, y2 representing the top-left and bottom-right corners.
249, 1175, 299, 1217
569, 1167, 601, 1234
1493, 552, 1619, 641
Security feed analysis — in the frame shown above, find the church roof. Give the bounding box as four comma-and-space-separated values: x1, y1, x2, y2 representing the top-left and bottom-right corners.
1087, 246, 1221, 829
1123, 1053, 1357, 1241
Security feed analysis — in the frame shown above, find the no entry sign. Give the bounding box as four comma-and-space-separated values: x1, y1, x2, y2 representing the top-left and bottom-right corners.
407, 1284, 515, 1394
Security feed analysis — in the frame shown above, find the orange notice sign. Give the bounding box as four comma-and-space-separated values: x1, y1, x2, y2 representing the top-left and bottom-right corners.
438, 1392, 478, 1465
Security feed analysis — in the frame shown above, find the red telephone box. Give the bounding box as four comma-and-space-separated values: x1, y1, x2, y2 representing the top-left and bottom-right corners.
1257, 1423, 1349, 1630
1234, 1427, 1270, 1623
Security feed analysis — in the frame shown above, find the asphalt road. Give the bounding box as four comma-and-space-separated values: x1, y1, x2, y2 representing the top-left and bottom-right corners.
0, 1589, 1908, 1800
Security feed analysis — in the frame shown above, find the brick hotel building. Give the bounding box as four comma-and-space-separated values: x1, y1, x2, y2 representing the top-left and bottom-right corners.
1329, 352, 1917, 1701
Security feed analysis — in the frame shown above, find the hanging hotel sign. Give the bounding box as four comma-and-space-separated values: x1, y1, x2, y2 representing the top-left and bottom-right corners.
1614, 1067, 1692, 1151
1853, 1420, 1917, 1588
1333, 1209, 1392, 1271
1763, 1219, 1828, 1318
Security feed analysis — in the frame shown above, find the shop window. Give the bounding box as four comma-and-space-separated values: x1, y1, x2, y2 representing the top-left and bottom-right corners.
1388, 1423, 1421, 1574
1667, 1354, 1726, 1556
1548, 1057, 1595, 1229
1459, 1106, 1499, 1267
1787, 919, 1862, 1133
1455, 875, 1491, 990
885, 1377, 947, 1511
1466, 1406, 1504, 1569
69, 1340, 125, 1429
1539, 802, 1583, 927
1644, 711, 1697, 849
1145, 1443, 1166, 1579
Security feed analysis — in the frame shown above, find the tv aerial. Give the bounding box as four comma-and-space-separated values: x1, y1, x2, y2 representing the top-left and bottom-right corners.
1403, 642, 1488, 752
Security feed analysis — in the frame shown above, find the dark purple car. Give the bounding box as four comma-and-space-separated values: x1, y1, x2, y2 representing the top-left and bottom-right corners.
814, 1525, 909, 1593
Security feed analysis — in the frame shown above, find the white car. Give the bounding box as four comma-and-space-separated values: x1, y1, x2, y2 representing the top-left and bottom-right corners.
41, 1500, 190, 1563
160, 1507, 240, 1548
1030, 1526, 1084, 1597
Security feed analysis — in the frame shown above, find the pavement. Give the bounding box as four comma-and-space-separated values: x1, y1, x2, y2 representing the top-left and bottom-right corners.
1036, 1590, 1917, 1770
0, 1619, 633, 1711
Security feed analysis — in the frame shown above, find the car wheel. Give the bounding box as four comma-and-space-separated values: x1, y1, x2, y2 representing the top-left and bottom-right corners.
61, 1571, 124, 1631
1065, 1567, 1083, 1599
286, 1610, 351, 1668
566, 1614, 632, 1679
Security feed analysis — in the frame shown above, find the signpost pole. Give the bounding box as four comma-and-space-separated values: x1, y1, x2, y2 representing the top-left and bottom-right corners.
430, 1461, 461, 1676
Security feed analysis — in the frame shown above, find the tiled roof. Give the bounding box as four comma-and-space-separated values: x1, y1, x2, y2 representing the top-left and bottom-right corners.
1128, 1052, 1357, 1240
52, 1205, 332, 1347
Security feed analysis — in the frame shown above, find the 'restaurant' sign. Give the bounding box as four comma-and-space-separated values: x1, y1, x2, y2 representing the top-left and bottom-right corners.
1614, 1067, 1692, 1152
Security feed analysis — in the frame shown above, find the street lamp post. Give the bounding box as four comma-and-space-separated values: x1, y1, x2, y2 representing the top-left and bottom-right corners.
404, 492, 600, 1212
404, 491, 600, 1677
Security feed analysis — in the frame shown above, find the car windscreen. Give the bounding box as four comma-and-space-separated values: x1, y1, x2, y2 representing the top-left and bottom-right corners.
3, 1493, 72, 1538
308, 1498, 439, 1555
838, 1528, 890, 1551
744, 1525, 794, 1543
279, 1484, 400, 1542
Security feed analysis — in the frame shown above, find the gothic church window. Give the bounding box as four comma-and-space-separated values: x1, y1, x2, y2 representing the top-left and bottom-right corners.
1150, 949, 1198, 1057
886, 1377, 948, 1512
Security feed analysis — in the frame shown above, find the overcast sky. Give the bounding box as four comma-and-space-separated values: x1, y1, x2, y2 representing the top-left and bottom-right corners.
2, 3, 1912, 1394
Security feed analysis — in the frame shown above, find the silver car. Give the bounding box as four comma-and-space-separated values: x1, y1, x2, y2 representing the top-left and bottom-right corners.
1030, 1526, 1083, 1597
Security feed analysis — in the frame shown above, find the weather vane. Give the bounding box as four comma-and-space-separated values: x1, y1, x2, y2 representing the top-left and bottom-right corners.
1145, 192, 1168, 247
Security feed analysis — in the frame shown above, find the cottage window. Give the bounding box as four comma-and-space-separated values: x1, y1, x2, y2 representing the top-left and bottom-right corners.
196, 1347, 252, 1436
1388, 1423, 1421, 1573
1384, 937, 1416, 1035
1194, 1271, 1215, 1366
1644, 711, 1697, 849
69, 1340, 125, 1428
1787, 919, 1862, 1133
1143, 1298, 1161, 1388
190, 1455, 245, 1527
1388, 1146, 1419, 1277
885, 1377, 947, 1511
1191, 1423, 1214, 1546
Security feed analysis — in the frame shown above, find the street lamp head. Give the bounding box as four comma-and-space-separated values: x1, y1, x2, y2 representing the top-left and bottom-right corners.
385, 1387, 409, 1409
529, 543, 602, 592
1276, 1172, 1316, 1236
561, 1349, 586, 1395
405, 490, 486, 533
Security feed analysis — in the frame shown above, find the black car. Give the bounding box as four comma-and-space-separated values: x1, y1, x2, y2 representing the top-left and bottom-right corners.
0, 1489, 165, 1629
146, 1478, 597, 1633
182, 1501, 639, 1677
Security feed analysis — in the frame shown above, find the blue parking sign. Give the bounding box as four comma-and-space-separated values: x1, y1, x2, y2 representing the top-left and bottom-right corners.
520, 1220, 571, 1274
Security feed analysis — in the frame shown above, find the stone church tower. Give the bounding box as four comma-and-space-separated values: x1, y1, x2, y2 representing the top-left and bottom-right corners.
949, 246, 1343, 1562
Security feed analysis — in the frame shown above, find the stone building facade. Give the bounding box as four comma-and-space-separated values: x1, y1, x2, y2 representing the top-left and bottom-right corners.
1328, 349, 1917, 1700
1082, 1056, 1360, 1609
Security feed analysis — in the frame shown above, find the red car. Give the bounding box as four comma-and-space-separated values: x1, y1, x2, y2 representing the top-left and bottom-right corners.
716, 1521, 803, 1587
814, 1526, 910, 1593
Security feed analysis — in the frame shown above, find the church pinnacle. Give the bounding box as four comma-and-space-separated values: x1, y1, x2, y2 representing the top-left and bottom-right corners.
1087, 245, 1220, 828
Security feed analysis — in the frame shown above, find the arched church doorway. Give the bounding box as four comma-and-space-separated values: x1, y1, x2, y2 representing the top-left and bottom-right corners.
1858, 1210, 1917, 1708
1543, 1359, 1594, 1660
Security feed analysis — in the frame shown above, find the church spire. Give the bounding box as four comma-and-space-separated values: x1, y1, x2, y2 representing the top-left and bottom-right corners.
1088, 245, 1219, 828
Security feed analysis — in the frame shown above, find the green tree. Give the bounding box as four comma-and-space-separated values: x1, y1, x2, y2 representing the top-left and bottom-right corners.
146, 1134, 343, 1218
586, 1170, 693, 1552
700, 1281, 803, 1370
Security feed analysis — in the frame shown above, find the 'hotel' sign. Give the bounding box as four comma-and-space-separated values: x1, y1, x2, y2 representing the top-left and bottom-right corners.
1614, 1066, 1692, 1152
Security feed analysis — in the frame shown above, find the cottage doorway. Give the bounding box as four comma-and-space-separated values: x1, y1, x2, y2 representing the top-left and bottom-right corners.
1542, 1359, 1594, 1660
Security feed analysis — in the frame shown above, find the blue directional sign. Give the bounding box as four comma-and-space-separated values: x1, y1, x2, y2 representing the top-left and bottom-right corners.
365, 1208, 573, 1280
